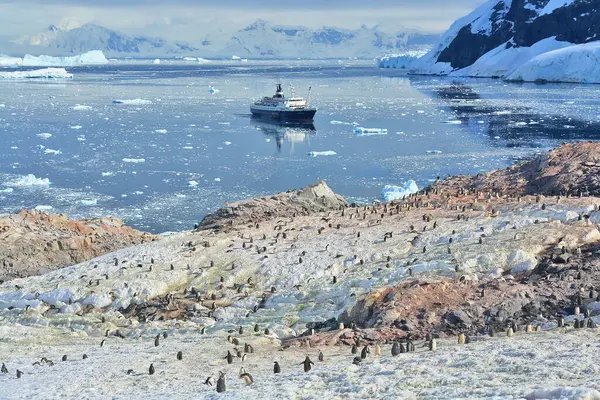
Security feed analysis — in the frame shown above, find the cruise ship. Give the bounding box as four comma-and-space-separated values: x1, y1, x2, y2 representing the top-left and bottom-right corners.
250, 84, 316, 122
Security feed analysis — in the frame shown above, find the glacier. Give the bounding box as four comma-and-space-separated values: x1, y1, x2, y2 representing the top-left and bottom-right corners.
0, 68, 73, 79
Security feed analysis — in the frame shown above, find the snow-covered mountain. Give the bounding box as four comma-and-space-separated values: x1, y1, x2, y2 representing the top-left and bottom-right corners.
208, 20, 438, 58
10, 20, 438, 59
405, 0, 600, 83
13, 24, 198, 57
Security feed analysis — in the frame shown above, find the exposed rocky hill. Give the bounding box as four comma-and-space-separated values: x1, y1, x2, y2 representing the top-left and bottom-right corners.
0, 210, 155, 281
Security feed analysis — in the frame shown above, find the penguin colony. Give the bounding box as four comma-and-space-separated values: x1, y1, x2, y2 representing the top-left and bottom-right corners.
1, 181, 599, 393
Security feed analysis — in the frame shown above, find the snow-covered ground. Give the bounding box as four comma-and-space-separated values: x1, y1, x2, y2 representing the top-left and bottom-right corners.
0, 323, 599, 399
0, 50, 107, 67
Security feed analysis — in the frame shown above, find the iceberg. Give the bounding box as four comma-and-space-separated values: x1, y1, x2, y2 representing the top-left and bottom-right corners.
13, 51, 108, 67
209, 85, 219, 94
377, 50, 428, 69
307, 150, 337, 157
153, 59, 161, 64
72, 105, 92, 111
0, 55, 23, 66
112, 99, 153, 105
381, 180, 419, 201
0, 68, 73, 79
7, 174, 51, 187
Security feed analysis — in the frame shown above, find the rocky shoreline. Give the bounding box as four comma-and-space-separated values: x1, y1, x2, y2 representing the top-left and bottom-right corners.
2, 142, 600, 398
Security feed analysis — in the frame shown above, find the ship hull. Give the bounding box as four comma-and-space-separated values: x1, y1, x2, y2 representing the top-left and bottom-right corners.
250, 107, 316, 122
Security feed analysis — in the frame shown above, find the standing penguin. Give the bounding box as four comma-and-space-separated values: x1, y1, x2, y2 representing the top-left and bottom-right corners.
360, 345, 370, 359
458, 333, 466, 344
351, 344, 358, 354
149, 363, 155, 375
1, 363, 7, 373
301, 356, 314, 372
154, 335, 160, 347
16, 370, 22, 379
217, 372, 226, 393
429, 338, 437, 351
273, 361, 281, 374
177, 351, 183, 360
506, 327, 514, 337
391, 342, 400, 356
225, 351, 234, 364
375, 343, 381, 356
318, 350, 324, 362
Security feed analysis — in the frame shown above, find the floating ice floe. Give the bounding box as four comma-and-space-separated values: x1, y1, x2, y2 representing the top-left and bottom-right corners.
34, 205, 53, 211
223, 141, 232, 146
188, 181, 199, 187
44, 148, 61, 155
112, 99, 153, 105
0, 68, 73, 79
426, 150, 443, 154
444, 120, 463, 124
7, 174, 50, 187
122, 158, 145, 163
214, 178, 221, 182
72, 105, 92, 111
154, 129, 168, 134
209, 85, 220, 94
0, 188, 13, 193
232, 55, 241, 60
381, 180, 419, 201
70, 125, 82, 130
307, 151, 337, 157
353, 127, 388, 136
80, 199, 97, 206
37, 133, 52, 139
153, 59, 161, 64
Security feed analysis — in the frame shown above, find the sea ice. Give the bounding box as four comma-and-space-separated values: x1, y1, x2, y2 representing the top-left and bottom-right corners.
70, 125, 82, 129
154, 129, 168, 134
37, 133, 52, 139
188, 181, 199, 187
0, 188, 14, 193
122, 158, 145, 163
426, 150, 443, 154
209, 85, 220, 94
21, 50, 108, 66
44, 148, 61, 155
72, 105, 92, 111
34, 205, 53, 211
80, 199, 98, 206
381, 180, 419, 201
113, 99, 153, 105
307, 151, 337, 157
153, 59, 161, 64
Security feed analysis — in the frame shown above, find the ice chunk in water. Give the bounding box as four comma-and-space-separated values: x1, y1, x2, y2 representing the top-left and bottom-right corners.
307, 151, 337, 157
122, 158, 145, 163
72, 105, 92, 111
209, 85, 220, 94
37, 133, 52, 139
80, 199, 98, 206
154, 129, 168, 134
381, 180, 419, 201
353, 127, 388, 136
113, 99, 153, 105
7, 174, 50, 187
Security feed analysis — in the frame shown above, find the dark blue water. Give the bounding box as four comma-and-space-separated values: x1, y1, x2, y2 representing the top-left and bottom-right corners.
1, 60, 600, 232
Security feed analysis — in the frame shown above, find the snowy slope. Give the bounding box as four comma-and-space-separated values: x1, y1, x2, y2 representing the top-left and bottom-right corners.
405, 0, 600, 83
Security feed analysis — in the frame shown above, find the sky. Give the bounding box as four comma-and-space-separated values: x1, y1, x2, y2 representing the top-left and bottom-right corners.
0, 0, 487, 41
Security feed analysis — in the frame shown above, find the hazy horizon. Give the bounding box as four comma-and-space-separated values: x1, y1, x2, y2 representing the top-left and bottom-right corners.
0, 0, 486, 42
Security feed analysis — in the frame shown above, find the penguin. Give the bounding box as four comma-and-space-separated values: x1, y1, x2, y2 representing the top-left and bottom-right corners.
375, 343, 381, 356
1, 363, 7, 373
574, 318, 580, 329
217, 372, 226, 393
232, 338, 240, 346
558, 316, 565, 327
301, 356, 314, 372
225, 351, 234, 364
254, 324, 260, 332
100, 339, 105, 347
204, 376, 214, 386
201, 327, 206, 335
360, 345, 370, 359
264, 328, 270, 335
154, 335, 160, 347
239, 326, 244, 335
391, 342, 400, 356
244, 343, 254, 354
242, 354, 248, 362
338, 322, 345, 330
149, 363, 155, 375
506, 327, 514, 337
239, 367, 254, 385
511, 320, 518, 333
351, 344, 358, 354
458, 333, 466, 344
318, 350, 324, 362
429, 338, 436, 351
62, 355, 67, 362
274, 361, 281, 374
16, 370, 22, 379
352, 357, 362, 366
400, 343, 407, 353
407, 340, 415, 352
488, 327, 495, 337
177, 351, 183, 360
526, 324, 533, 333
83, 354, 88, 360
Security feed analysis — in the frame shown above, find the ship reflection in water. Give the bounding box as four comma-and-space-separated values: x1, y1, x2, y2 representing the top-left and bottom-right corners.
251, 116, 316, 153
